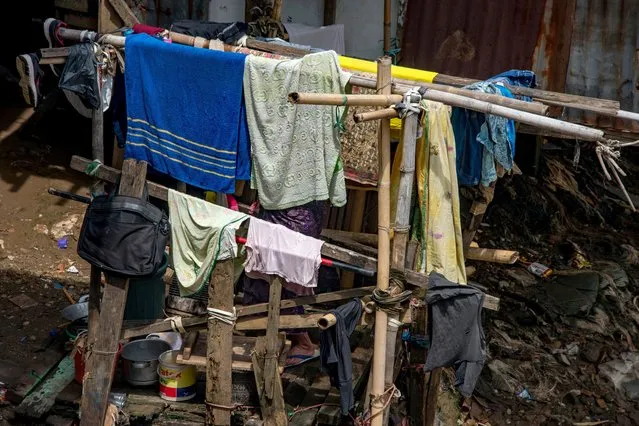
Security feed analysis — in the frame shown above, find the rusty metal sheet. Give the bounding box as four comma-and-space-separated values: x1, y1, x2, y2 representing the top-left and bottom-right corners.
401, 0, 547, 80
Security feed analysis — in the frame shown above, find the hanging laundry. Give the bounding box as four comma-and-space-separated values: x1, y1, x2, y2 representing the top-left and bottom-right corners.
319, 299, 363, 415
424, 272, 486, 397
391, 101, 467, 283
243, 51, 350, 210
168, 189, 248, 296
124, 34, 250, 193
452, 70, 536, 187
244, 218, 324, 289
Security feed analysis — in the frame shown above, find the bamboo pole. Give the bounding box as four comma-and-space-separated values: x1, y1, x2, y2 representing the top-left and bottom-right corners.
354, 108, 397, 123
289, 92, 402, 106
348, 75, 549, 116
291, 91, 605, 142
56, 27, 636, 120
370, 56, 392, 426
465, 247, 519, 264
383, 0, 391, 53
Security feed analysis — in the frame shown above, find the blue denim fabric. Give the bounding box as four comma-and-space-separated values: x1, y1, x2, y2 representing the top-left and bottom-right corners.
489, 69, 536, 101
452, 107, 484, 186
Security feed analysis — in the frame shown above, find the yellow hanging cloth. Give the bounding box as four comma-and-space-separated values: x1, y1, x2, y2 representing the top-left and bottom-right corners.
390, 100, 467, 284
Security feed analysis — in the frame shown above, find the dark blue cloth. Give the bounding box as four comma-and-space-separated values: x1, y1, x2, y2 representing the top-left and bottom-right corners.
124, 34, 250, 193
112, 71, 127, 149
453, 70, 535, 186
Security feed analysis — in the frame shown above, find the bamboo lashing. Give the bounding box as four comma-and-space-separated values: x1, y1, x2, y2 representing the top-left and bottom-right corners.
291, 91, 605, 142
370, 56, 392, 426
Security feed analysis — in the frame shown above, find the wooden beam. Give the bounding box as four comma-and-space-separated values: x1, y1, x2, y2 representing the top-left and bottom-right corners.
252, 277, 287, 425
323, 0, 336, 25
424, 368, 442, 426
87, 267, 101, 346
181, 330, 199, 361
206, 259, 234, 426
79, 159, 147, 426
108, 0, 140, 27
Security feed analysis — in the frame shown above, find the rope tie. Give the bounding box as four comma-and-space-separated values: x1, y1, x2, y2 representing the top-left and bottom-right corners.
207, 307, 237, 326
86, 159, 102, 176
164, 316, 186, 333
393, 87, 422, 119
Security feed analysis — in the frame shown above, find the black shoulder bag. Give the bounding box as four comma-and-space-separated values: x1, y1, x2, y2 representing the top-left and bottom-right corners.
77, 184, 170, 277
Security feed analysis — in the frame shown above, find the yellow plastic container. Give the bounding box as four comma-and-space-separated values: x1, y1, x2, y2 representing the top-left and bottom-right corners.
158, 350, 197, 402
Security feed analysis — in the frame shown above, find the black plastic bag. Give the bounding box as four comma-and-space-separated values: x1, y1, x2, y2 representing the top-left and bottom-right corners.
58, 43, 100, 110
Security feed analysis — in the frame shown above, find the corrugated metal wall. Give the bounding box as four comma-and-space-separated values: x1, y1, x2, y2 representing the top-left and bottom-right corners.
401, 0, 546, 80
564, 0, 639, 132
402, 0, 639, 133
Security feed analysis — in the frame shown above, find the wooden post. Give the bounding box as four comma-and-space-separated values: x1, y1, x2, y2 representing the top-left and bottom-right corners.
408, 301, 427, 425
383, 0, 391, 54
87, 267, 101, 345
206, 259, 235, 426
392, 113, 418, 269
324, 0, 336, 25
424, 368, 441, 426
370, 56, 392, 426
271, 0, 283, 21
91, 107, 104, 163
341, 190, 367, 289
252, 277, 287, 425
79, 159, 147, 425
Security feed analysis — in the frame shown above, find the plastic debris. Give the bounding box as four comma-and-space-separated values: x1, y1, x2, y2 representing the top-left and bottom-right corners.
517, 388, 533, 401
66, 265, 79, 274
33, 224, 49, 235
57, 237, 68, 249
527, 262, 553, 278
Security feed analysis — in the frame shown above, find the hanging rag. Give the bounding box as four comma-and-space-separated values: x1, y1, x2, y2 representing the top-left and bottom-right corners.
452, 70, 535, 187
391, 100, 467, 283
424, 272, 485, 397
242, 200, 328, 311
244, 217, 324, 289
319, 299, 363, 415
243, 51, 350, 209
168, 189, 248, 296
124, 34, 250, 193
58, 42, 101, 110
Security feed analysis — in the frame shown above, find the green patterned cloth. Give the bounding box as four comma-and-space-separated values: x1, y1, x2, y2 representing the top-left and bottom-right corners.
244, 51, 350, 210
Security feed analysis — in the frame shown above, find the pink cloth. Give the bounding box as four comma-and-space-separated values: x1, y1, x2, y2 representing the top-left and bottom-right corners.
133, 24, 164, 35
244, 218, 324, 289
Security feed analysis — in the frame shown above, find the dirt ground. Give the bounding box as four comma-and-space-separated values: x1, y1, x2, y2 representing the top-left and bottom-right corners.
0, 99, 93, 408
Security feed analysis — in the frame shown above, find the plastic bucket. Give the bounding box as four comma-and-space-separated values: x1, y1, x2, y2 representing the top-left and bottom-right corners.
158, 350, 196, 402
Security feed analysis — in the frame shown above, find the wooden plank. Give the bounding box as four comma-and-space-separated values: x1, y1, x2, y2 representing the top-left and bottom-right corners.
91, 104, 104, 163
181, 331, 199, 361
108, 0, 140, 27
87, 267, 101, 346
206, 259, 234, 426
408, 301, 427, 424
15, 356, 75, 419
264, 277, 283, 400
98, 0, 121, 34
79, 159, 147, 426
424, 368, 441, 426
235, 287, 375, 317
252, 337, 288, 425
323, 0, 336, 25
55, 0, 89, 13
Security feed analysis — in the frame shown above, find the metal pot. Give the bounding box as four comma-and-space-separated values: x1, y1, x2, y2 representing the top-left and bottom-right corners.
121, 339, 171, 386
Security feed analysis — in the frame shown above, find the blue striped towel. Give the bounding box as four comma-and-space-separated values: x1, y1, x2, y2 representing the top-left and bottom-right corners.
124, 34, 250, 193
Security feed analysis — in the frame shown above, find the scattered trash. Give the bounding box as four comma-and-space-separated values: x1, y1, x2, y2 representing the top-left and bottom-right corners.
526, 262, 553, 278
66, 265, 79, 274
22, 321, 30, 327
20, 336, 28, 344
57, 237, 68, 249
0, 239, 4, 250
108, 392, 127, 409
599, 352, 639, 400
7, 255, 15, 261
0, 382, 7, 402
9, 294, 38, 309
33, 224, 49, 235
54, 282, 64, 290
50, 214, 81, 240
517, 388, 533, 401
